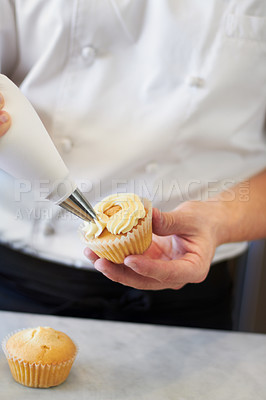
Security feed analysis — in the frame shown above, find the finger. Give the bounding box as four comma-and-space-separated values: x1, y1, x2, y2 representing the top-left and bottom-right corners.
94, 258, 166, 290
152, 207, 184, 236
0, 93, 4, 110
124, 252, 206, 285
84, 247, 99, 263
0, 111, 11, 137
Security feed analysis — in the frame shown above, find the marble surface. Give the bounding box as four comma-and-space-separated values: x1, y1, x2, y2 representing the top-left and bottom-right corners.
0, 311, 266, 399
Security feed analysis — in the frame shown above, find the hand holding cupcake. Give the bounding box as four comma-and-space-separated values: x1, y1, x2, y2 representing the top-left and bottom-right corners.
84, 197, 220, 292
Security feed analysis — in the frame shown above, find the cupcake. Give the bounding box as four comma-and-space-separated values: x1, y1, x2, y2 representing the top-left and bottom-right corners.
81, 193, 152, 264
2, 327, 77, 388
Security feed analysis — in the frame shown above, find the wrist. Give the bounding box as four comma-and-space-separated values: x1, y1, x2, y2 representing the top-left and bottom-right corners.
205, 197, 233, 247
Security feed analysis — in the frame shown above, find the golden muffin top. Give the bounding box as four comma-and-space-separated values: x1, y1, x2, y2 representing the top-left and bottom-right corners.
6, 327, 77, 364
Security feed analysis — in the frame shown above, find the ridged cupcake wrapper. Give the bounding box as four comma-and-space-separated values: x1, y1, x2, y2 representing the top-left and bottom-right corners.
2, 329, 78, 388
82, 198, 152, 264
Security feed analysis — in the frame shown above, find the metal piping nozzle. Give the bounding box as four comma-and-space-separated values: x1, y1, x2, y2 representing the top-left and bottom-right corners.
59, 188, 97, 223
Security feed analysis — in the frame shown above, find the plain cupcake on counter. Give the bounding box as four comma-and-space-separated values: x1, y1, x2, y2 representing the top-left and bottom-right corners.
2, 326, 77, 388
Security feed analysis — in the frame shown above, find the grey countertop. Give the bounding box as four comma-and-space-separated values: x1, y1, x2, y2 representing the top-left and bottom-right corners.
0, 310, 265, 399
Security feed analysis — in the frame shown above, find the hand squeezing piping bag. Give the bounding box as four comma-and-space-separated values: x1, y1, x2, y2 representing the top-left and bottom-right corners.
0, 74, 97, 223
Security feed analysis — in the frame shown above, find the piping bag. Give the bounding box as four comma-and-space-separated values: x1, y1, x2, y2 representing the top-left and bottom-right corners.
0, 74, 97, 223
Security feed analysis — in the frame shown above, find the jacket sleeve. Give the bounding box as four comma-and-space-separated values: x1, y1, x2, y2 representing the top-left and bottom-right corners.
0, 0, 17, 76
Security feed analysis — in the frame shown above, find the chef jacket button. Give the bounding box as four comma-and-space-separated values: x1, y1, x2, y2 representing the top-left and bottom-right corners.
81, 46, 96, 65
145, 162, 158, 174
43, 222, 55, 236
186, 76, 205, 88
60, 137, 73, 153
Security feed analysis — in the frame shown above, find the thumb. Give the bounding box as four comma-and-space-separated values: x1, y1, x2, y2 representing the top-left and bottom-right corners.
152, 207, 182, 236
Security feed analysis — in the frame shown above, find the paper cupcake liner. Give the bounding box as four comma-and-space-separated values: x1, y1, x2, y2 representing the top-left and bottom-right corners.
82, 198, 152, 264
2, 329, 77, 388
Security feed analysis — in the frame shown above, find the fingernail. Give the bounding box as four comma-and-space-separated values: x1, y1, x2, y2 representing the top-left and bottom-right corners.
94, 264, 103, 272
84, 249, 97, 263
84, 248, 90, 256
0, 113, 9, 124
124, 261, 137, 269
159, 209, 164, 223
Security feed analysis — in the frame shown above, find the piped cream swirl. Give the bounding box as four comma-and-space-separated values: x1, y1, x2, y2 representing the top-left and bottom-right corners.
83, 193, 145, 239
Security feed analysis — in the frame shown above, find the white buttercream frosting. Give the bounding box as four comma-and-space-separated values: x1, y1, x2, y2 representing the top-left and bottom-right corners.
82, 193, 146, 239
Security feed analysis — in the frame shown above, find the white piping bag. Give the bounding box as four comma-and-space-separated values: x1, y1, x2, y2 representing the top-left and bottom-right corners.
0, 74, 97, 222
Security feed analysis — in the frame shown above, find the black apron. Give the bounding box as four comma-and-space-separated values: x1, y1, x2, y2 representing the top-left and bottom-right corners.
0, 243, 233, 329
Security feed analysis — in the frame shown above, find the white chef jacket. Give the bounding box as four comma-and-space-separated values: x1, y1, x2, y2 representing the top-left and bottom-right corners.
0, 0, 266, 268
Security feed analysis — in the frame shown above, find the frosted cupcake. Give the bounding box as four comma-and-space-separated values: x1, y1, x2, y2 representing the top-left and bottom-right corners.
2, 327, 77, 388
81, 193, 152, 264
